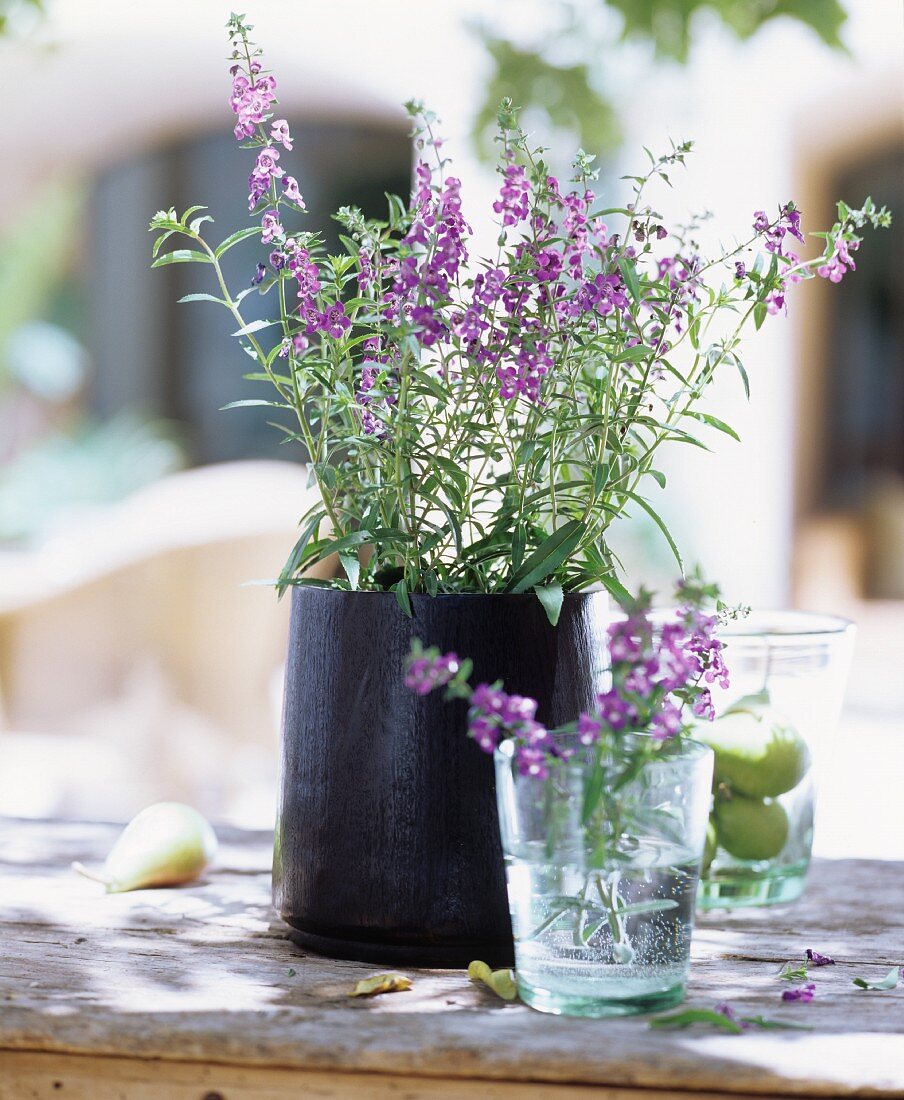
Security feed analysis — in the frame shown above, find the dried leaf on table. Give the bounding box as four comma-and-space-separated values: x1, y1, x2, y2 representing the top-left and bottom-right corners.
349, 974, 412, 998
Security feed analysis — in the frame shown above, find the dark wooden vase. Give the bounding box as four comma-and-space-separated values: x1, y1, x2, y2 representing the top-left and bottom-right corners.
273, 587, 609, 967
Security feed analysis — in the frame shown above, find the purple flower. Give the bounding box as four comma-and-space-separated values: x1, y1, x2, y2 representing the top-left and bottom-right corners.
516, 745, 549, 779
287, 245, 321, 297
261, 210, 283, 244
315, 302, 352, 340
818, 236, 858, 283
781, 202, 805, 244
355, 349, 396, 439
282, 175, 305, 208
468, 715, 499, 753
248, 146, 283, 210
734, 261, 746, 279
389, 170, 469, 351
577, 712, 602, 745
230, 67, 278, 141
754, 202, 805, 257
595, 689, 631, 731
692, 688, 715, 721
270, 118, 293, 150
358, 250, 375, 293
466, 683, 547, 758
404, 651, 461, 695
649, 700, 683, 741
806, 949, 836, 967
251, 262, 266, 286
493, 157, 531, 227
533, 248, 563, 283
782, 983, 816, 1003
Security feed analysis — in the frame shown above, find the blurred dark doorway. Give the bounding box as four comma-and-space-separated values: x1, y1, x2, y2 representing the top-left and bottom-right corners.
87, 119, 411, 464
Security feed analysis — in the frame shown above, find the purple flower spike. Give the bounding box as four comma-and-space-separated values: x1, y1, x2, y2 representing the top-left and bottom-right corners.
404, 651, 461, 696
782, 983, 816, 1003
806, 949, 836, 967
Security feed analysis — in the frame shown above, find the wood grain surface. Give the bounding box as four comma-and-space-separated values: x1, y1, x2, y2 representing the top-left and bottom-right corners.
2, 818, 902, 1098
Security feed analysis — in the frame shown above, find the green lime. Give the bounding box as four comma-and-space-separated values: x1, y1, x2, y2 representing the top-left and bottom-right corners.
702, 819, 717, 872
697, 706, 810, 798
714, 795, 789, 861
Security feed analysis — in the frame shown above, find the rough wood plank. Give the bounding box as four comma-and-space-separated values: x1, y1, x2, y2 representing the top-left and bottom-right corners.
0, 1051, 785, 1100
2, 818, 903, 1098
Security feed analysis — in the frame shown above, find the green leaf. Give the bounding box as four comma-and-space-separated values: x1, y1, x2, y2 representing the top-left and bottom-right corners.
615, 343, 654, 363
853, 967, 901, 991
511, 525, 526, 572
618, 258, 642, 304
313, 463, 337, 492
778, 962, 810, 982
189, 214, 214, 234
178, 292, 227, 306
686, 411, 741, 442
615, 899, 679, 917
504, 520, 586, 594
582, 756, 605, 825
649, 1008, 743, 1034
535, 583, 564, 626
151, 249, 213, 267
754, 301, 767, 330
394, 579, 412, 618
740, 1015, 812, 1031
339, 551, 360, 591
598, 570, 634, 608
734, 358, 751, 399
215, 226, 263, 257
321, 530, 372, 557
620, 490, 683, 572
220, 399, 290, 411
232, 318, 278, 337
277, 510, 326, 596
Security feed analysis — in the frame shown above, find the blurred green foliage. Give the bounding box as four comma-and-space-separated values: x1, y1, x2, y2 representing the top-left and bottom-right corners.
608, 0, 846, 61
474, 37, 621, 162
0, 179, 86, 388
0, 0, 42, 37
473, 0, 847, 161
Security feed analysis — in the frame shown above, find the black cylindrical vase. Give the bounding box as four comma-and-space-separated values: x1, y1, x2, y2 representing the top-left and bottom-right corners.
273, 587, 609, 967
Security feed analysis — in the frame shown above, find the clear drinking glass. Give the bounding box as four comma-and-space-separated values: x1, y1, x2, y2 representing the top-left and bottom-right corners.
697, 611, 855, 909
494, 733, 714, 1017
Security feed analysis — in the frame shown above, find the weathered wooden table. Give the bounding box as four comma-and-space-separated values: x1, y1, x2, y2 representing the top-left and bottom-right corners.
1, 818, 902, 1099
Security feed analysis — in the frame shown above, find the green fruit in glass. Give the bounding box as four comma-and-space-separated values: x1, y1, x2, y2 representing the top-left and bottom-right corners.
698, 694, 810, 799
713, 794, 789, 861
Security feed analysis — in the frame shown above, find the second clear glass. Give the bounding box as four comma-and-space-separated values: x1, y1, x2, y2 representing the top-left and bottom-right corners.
495, 733, 713, 1017
697, 611, 855, 909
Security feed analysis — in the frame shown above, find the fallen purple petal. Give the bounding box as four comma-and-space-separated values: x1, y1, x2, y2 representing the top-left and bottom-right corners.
805, 949, 835, 967
782, 983, 816, 1003
715, 1002, 750, 1029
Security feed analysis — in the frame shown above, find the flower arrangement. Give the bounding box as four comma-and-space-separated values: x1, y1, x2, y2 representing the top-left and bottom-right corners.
404, 577, 728, 778
403, 579, 732, 991
149, 15, 890, 619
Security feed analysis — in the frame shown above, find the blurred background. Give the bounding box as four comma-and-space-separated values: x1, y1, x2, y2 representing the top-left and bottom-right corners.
0, 0, 901, 855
